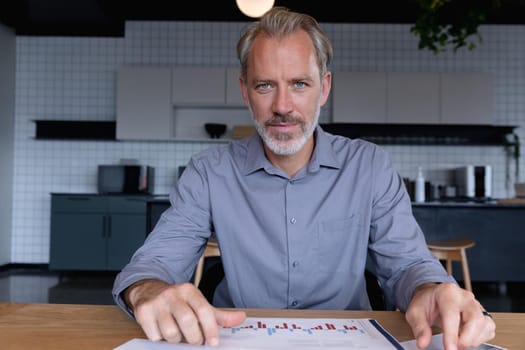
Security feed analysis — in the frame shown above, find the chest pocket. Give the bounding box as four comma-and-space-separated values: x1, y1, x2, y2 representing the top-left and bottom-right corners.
317, 214, 365, 272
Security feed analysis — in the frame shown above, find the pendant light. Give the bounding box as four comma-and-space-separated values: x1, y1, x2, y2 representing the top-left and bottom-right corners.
236, 0, 275, 18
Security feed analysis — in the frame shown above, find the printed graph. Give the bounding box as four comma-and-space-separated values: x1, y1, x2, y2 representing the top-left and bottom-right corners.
219, 317, 404, 350
227, 319, 363, 336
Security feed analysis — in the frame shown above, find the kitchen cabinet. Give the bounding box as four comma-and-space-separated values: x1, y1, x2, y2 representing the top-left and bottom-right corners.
49, 194, 149, 271
332, 71, 492, 125
440, 73, 493, 125
116, 66, 172, 140
332, 72, 387, 123
387, 73, 440, 124
116, 66, 247, 141
225, 67, 244, 106
412, 203, 525, 282
171, 66, 245, 107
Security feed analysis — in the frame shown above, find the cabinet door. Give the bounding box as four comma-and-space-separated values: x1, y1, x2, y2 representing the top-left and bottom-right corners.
387, 73, 440, 124
106, 213, 147, 271
440, 73, 493, 125
49, 213, 107, 270
332, 72, 387, 123
116, 67, 172, 140
172, 67, 225, 106
225, 67, 245, 106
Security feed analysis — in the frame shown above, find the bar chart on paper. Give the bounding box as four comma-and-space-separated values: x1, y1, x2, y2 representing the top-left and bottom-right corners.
219, 317, 404, 350
113, 318, 405, 350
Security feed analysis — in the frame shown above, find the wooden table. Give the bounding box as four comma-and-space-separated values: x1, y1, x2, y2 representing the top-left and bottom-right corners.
0, 303, 523, 349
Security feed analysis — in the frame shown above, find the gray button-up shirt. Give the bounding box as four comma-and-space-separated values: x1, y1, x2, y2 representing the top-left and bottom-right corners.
113, 126, 454, 315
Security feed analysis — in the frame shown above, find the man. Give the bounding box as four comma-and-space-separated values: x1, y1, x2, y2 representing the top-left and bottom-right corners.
113, 7, 496, 349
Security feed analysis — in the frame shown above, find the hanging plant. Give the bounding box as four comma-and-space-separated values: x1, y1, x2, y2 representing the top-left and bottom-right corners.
410, 0, 502, 54
505, 132, 521, 190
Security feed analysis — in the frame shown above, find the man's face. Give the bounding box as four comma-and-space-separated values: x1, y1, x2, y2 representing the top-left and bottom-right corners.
240, 30, 331, 156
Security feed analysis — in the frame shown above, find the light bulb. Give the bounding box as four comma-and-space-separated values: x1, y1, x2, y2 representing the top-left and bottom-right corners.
236, 0, 275, 18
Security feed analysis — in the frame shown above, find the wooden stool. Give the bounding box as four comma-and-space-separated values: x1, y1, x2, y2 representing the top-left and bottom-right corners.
427, 239, 475, 292
193, 237, 221, 287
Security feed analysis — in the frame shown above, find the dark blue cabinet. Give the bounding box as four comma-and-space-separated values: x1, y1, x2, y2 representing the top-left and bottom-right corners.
412, 203, 525, 282
49, 194, 149, 271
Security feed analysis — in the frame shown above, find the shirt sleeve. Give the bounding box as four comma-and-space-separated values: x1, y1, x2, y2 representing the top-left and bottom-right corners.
112, 158, 213, 316
365, 146, 455, 311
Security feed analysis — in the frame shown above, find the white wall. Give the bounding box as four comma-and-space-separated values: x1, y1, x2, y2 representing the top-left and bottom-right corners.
0, 22, 15, 265
8, 21, 525, 264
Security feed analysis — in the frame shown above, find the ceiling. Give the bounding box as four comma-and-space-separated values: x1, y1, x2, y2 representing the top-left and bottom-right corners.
1, 0, 524, 37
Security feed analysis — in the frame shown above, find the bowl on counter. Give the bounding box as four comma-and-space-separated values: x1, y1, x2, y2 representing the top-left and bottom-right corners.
204, 123, 227, 139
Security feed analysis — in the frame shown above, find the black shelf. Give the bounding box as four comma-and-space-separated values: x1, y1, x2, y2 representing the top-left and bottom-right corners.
320, 123, 518, 146
34, 120, 116, 140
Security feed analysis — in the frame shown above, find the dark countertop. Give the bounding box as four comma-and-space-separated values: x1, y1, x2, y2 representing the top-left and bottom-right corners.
413, 198, 525, 208
147, 195, 170, 202
52, 193, 525, 208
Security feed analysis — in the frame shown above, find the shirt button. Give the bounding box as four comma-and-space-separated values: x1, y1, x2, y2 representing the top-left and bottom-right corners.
291, 301, 298, 307
292, 261, 299, 268
290, 217, 296, 224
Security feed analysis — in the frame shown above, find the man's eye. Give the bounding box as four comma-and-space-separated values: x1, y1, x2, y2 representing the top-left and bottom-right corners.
257, 82, 271, 90
295, 81, 306, 88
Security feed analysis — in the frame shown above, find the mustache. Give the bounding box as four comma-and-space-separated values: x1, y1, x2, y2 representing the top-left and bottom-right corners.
264, 114, 301, 126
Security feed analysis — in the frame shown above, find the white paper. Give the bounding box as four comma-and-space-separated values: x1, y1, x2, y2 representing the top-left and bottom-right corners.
114, 317, 404, 350
401, 333, 507, 350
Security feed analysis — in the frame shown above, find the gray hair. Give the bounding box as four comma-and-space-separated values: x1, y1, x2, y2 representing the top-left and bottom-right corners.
236, 6, 333, 81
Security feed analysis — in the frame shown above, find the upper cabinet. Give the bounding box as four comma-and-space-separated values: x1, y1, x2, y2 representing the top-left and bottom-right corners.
332, 71, 493, 125
332, 72, 387, 123
440, 73, 493, 125
116, 66, 172, 140
116, 66, 248, 141
171, 67, 245, 107
225, 67, 245, 106
387, 73, 440, 124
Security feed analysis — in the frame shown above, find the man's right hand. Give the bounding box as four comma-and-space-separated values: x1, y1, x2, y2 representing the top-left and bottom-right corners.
123, 279, 247, 346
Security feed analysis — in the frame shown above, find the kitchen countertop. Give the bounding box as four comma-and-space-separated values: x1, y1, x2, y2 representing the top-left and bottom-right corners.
146, 195, 525, 208
53, 193, 525, 208
413, 198, 525, 207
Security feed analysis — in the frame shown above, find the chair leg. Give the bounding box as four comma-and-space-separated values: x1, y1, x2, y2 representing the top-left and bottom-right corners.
460, 249, 472, 292
194, 256, 205, 287
445, 258, 453, 275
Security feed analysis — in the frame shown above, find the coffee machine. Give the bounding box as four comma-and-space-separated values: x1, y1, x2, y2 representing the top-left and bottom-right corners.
455, 165, 492, 199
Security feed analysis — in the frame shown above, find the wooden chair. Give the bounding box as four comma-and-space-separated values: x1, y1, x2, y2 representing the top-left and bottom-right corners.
427, 239, 475, 292
193, 237, 221, 288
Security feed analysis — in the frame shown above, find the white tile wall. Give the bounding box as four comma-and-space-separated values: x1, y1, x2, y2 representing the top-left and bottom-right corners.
10, 21, 525, 263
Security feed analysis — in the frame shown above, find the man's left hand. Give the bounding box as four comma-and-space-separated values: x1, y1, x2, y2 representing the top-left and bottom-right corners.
405, 282, 496, 350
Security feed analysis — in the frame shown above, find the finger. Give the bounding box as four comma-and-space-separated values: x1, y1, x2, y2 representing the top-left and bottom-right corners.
457, 309, 496, 348
134, 304, 164, 342
215, 309, 247, 328
405, 308, 433, 350
170, 299, 205, 345
187, 298, 221, 346
156, 310, 183, 343
200, 309, 247, 347
439, 307, 460, 350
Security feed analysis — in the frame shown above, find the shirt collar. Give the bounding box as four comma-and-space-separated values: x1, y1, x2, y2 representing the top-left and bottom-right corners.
241, 125, 341, 176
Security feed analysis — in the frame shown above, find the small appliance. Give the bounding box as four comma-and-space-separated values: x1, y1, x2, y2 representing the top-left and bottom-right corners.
455, 165, 492, 199
97, 165, 154, 194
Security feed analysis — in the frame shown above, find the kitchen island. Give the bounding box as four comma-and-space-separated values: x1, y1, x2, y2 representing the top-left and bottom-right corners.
412, 200, 525, 283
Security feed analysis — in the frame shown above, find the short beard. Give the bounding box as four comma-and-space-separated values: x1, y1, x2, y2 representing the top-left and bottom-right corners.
253, 108, 319, 156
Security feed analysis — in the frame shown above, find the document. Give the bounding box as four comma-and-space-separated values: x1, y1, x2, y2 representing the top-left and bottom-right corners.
114, 317, 404, 350
401, 333, 507, 350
